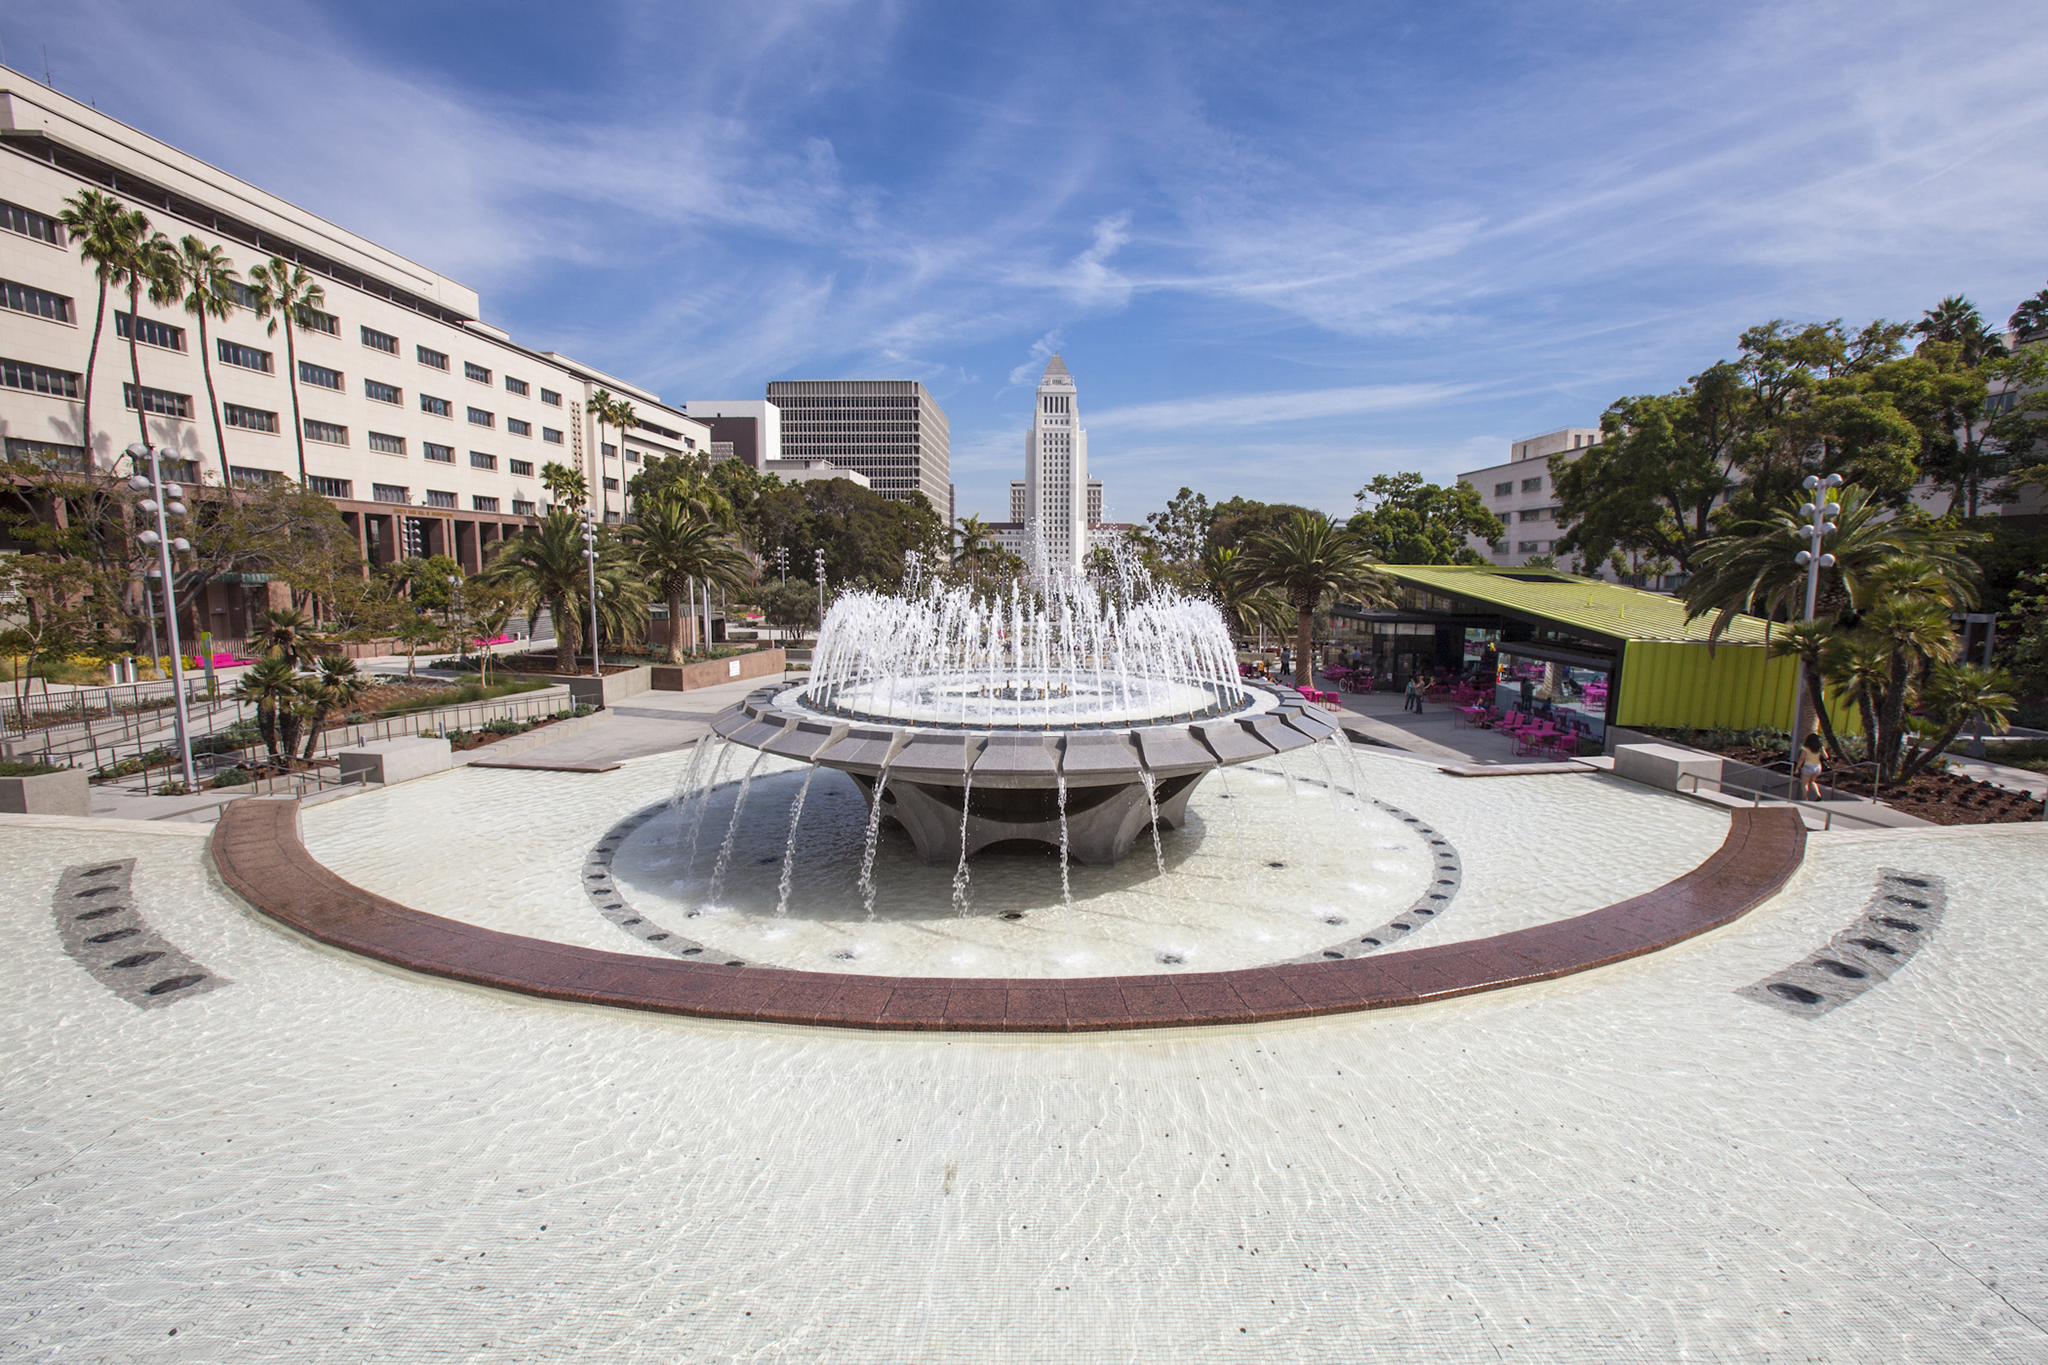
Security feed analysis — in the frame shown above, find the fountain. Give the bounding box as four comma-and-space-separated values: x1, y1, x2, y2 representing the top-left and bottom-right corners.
709, 560, 1336, 868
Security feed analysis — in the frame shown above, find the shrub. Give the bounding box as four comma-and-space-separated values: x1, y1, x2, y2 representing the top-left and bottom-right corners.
211, 768, 253, 788
0, 759, 64, 777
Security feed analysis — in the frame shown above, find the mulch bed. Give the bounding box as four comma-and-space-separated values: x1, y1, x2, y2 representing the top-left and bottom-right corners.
1693, 742, 2043, 826
496, 654, 639, 676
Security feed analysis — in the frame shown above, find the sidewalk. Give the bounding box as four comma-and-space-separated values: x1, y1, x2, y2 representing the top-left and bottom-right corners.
465, 673, 783, 769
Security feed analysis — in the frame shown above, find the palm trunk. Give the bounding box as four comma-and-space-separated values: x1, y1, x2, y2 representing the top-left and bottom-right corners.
302, 703, 330, 762
1877, 653, 1912, 783
1804, 668, 1845, 761
1295, 608, 1313, 693
666, 582, 685, 664
125, 278, 149, 444
1896, 719, 1966, 786
283, 321, 307, 484
258, 699, 279, 760
195, 306, 231, 494
82, 276, 107, 466
551, 591, 579, 670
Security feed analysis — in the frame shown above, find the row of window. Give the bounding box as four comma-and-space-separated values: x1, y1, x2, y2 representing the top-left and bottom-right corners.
1, 199, 62, 245
1, 279, 73, 323
363, 483, 527, 514
1494, 476, 1548, 496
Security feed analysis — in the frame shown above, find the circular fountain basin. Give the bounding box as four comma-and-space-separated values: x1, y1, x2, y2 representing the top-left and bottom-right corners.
710, 676, 1334, 867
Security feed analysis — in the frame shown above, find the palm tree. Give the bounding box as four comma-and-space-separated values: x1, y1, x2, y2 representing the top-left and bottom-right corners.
57, 189, 132, 463
2009, 286, 2048, 341
589, 388, 615, 521
299, 654, 371, 761
166, 236, 240, 492
1241, 512, 1396, 689
1198, 543, 1288, 641
232, 654, 300, 762
624, 495, 755, 663
1768, 620, 1849, 760
953, 514, 993, 565
246, 257, 328, 484
1895, 664, 2014, 785
1913, 295, 2008, 365
540, 460, 588, 511
607, 395, 638, 520
254, 606, 319, 665
1678, 485, 1980, 647
116, 224, 180, 446
479, 508, 645, 670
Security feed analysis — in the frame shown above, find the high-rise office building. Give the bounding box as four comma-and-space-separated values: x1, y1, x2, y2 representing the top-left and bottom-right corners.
685, 399, 780, 469
1022, 356, 1089, 575
762, 379, 948, 506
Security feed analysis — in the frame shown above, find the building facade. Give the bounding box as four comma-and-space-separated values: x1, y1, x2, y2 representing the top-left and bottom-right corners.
762, 379, 948, 507
685, 399, 780, 470
1020, 356, 1090, 576
1456, 427, 1601, 570
0, 71, 706, 579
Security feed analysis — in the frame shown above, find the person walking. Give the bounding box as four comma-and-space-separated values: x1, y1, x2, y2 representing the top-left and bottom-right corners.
1404, 674, 1423, 713
1797, 733, 1825, 800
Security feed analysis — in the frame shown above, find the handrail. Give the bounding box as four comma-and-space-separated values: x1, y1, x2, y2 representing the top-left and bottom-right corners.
1676, 771, 1896, 831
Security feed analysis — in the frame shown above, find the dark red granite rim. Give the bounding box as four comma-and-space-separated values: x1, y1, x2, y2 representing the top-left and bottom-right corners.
209, 798, 1805, 1033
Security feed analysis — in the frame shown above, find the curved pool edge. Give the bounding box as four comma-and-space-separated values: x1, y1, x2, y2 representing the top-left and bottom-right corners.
210, 797, 1805, 1033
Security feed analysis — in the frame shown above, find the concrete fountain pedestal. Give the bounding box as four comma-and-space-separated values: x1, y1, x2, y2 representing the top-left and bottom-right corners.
710, 677, 1339, 866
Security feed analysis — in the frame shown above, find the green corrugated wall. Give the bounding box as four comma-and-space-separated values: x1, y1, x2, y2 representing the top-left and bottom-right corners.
1617, 641, 1860, 733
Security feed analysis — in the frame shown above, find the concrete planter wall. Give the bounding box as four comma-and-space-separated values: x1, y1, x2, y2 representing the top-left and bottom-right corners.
0, 767, 91, 817
560, 666, 653, 710
650, 649, 787, 693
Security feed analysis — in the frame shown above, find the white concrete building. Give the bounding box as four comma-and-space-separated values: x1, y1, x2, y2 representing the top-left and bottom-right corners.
0, 69, 707, 576
760, 457, 868, 488
686, 399, 780, 470
763, 379, 948, 507
1021, 355, 1089, 576
1458, 427, 1602, 570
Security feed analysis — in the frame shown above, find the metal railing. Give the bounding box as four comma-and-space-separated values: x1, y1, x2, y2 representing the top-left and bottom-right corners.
1676, 771, 1895, 831
149, 767, 368, 821
3, 676, 213, 735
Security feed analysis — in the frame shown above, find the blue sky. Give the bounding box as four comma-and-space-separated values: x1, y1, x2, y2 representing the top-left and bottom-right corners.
19, 1, 2048, 524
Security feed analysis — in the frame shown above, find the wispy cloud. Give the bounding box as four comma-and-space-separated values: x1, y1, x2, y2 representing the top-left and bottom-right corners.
1090, 384, 1476, 433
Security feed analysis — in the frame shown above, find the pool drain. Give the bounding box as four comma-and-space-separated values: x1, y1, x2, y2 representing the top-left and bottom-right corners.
51, 860, 229, 1010
1737, 868, 1946, 1018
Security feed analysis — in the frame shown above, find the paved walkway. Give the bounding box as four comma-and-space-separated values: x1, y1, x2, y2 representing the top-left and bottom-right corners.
477, 674, 783, 769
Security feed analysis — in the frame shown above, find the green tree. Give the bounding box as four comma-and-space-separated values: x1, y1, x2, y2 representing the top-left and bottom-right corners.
1678, 485, 1981, 646
1241, 512, 1396, 688
166, 236, 241, 492
0, 555, 98, 718
754, 578, 821, 644
1347, 473, 1505, 565
479, 508, 644, 670
623, 495, 755, 663
1197, 543, 1287, 639
1145, 487, 1214, 565
298, 654, 370, 761
2010, 286, 2048, 341
1912, 296, 2008, 366
231, 654, 300, 762
254, 607, 319, 665
246, 257, 328, 484
540, 460, 588, 511
1895, 664, 2014, 784
57, 188, 134, 463
117, 225, 180, 446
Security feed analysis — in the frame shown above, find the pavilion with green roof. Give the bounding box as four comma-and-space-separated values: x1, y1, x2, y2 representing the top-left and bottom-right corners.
1327, 564, 1845, 736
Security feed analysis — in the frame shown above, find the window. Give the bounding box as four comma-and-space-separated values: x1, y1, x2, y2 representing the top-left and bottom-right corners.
467, 407, 493, 427
507, 418, 530, 436
421, 394, 452, 417
418, 345, 449, 370
472, 495, 500, 512
373, 483, 408, 504
1, 280, 73, 322
0, 199, 60, 245
601, 442, 617, 459
423, 442, 454, 463
361, 326, 399, 354
425, 489, 457, 508
231, 466, 280, 487
229, 281, 262, 311
470, 451, 496, 470
224, 403, 279, 433
539, 387, 561, 406
298, 361, 343, 390
302, 308, 340, 336
364, 378, 401, 405
4, 437, 88, 471
542, 427, 563, 444
505, 376, 528, 396
1522, 477, 1544, 492
602, 477, 619, 490
1518, 509, 1544, 522
464, 362, 491, 383
307, 475, 352, 498
217, 338, 273, 372
511, 499, 535, 516
303, 418, 348, 445
1517, 541, 1540, 554
123, 383, 192, 418
509, 458, 533, 476
1495, 481, 1514, 497
368, 432, 406, 455
116, 312, 186, 351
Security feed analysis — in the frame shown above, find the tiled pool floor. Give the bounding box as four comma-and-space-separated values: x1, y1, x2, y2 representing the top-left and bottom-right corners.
4, 815, 2047, 1362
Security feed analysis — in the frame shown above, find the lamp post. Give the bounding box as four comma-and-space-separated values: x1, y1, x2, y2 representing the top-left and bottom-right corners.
775, 546, 788, 585
582, 505, 602, 677
447, 573, 465, 659
127, 443, 196, 792
814, 548, 826, 639
1785, 472, 1842, 757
